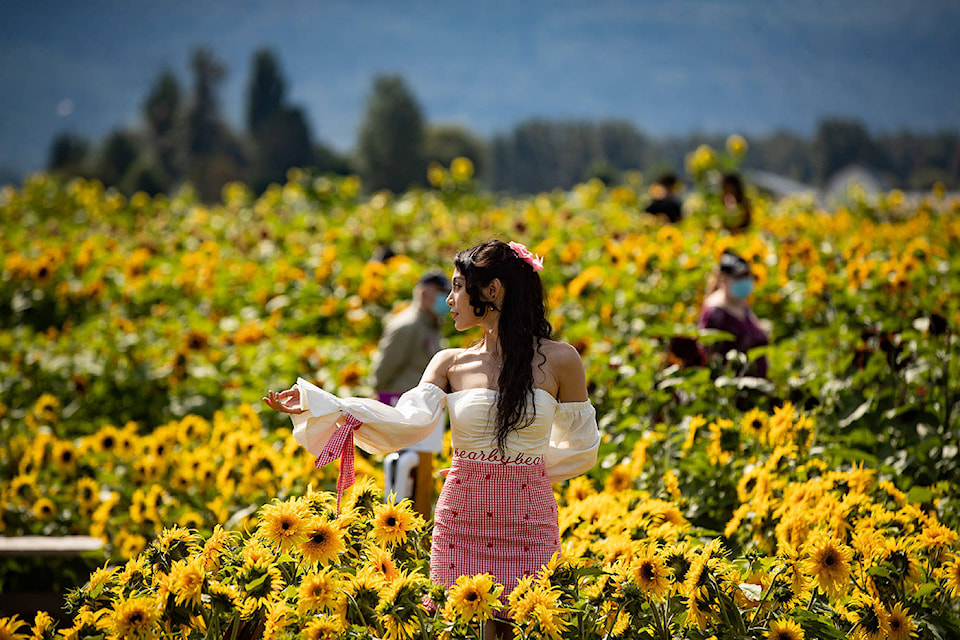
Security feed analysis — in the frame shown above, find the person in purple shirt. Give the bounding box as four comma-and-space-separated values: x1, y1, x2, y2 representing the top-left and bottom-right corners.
698, 250, 769, 378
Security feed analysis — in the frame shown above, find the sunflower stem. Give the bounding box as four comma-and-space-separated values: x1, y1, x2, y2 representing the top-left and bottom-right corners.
647, 594, 667, 640
345, 591, 371, 630
228, 612, 240, 640
748, 564, 787, 626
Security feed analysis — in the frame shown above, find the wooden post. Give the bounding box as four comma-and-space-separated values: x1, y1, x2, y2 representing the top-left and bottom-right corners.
413, 452, 434, 519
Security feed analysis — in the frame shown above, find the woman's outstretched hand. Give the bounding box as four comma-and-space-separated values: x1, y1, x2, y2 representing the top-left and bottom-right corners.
262, 387, 305, 414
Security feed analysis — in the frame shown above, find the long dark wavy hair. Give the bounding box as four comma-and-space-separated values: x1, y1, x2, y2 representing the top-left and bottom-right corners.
454, 240, 552, 452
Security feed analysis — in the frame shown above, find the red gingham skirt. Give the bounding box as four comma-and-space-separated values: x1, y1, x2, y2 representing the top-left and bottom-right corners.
430, 456, 560, 614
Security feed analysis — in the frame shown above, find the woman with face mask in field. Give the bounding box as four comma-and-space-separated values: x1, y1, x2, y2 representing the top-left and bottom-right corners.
264, 239, 600, 638
699, 250, 769, 378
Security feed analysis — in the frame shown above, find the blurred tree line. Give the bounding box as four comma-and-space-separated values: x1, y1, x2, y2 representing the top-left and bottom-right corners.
47, 46, 960, 199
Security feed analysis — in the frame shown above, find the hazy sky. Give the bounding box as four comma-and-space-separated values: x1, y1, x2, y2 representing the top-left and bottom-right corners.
2, 0, 959, 173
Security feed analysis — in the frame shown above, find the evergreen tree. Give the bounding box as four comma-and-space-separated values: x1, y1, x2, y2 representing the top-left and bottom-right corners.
244, 49, 315, 192
187, 47, 227, 156
247, 49, 285, 136
48, 133, 90, 176
143, 70, 183, 186
96, 129, 141, 188
185, 47, 245, 201
250, 107, 315, 191
356, 75, 425, 192
814, 118, 884, 182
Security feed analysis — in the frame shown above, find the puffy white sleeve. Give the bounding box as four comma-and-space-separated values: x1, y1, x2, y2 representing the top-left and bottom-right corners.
289, 378, 447, 456
545, 400, 600, 483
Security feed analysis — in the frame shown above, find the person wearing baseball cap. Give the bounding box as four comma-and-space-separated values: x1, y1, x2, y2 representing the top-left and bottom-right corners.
370, 270, 451, 515
698, 250, 769, 378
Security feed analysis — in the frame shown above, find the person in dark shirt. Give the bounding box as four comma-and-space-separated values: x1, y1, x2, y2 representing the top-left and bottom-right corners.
721, 173, 752, 233
645, 173, 683, 224
698, 250, 768, 377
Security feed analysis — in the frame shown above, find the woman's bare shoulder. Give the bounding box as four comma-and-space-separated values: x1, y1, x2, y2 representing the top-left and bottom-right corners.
420, 348, 466, 390
537, 339, 588, 402
537, 339, 584, 368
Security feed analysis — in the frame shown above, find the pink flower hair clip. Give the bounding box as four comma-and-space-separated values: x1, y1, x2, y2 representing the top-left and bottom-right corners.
508, 241, 544, 272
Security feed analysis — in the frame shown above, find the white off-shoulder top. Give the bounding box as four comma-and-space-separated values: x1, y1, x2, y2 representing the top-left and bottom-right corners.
290, 378, 600, 483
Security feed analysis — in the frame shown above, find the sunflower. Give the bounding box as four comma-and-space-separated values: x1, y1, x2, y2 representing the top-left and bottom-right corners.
685, 586, 711, 630
302, 616, 343, 640
768, 617, 804, 640
242, 538, 276, 565
133, 456, 162, 485
508, 580, 569, 640
151, 526, 195, 561
378, 614, 419, 640
343, 568, 384, 627
0, 614, 28, 640
118, 555, 150, 590
443, 573, 504, 624
564, 476, 595, 504
604, 464, 633, 492
103, 595, 161, 640
177, 510, 204, 531
117, 531, 148, 561
238, 559, 284, 611
207, 580, 241, 611
76, 477, 100, 509
767, 560, 809, 612
257, 498, 308, 551
683, 554, 717, 597
918, 520, 959, 550
300, 517, 345, 566
741, 407, 768, 440
32, 497, 56, 521
30, 610, 54, 639
597, 535, 637, 566
767, 402, 795, 446
663, 541, 695, 592
167, 557, 206, 608
885, 602, 915, 640
60, 608, 102, 639
91, 426, 121, 454
85, 564, 117, 598
628, 547, 672, 598
199, 525, 235, 572
803, 535, 852, 598
262, 599, 294, 639
7, 474, 37, 505
366, 545, 400, 582
737, 467, 769, 502
371, 500, 421, 547
298, 569, 342, 615
610, 608, 631, 636
850, 594, 890, 640
941, 558, 960, 598
377, 569, 430, 640
52, 441, 77, 469
879, 538, 920, 587
33, 394, 60, 422
507, 574, 537, 617
169, 469, 192, 493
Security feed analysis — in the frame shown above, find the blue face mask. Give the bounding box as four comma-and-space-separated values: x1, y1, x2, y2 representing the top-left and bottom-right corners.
434, 294, 450, 318
730, 277, 754, 300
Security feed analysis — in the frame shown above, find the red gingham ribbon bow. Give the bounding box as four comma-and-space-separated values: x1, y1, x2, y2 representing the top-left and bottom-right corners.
314, 412, 362, 514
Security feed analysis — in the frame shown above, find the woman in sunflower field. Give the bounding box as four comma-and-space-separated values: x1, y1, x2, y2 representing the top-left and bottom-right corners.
699, 249, 769, 378
265, 239, 600, 638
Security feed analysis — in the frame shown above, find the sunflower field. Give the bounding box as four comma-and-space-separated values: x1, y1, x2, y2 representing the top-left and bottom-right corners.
2, 147, 960, 639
